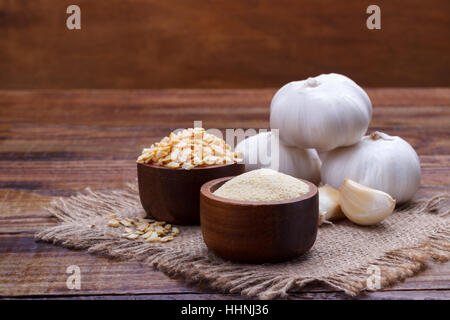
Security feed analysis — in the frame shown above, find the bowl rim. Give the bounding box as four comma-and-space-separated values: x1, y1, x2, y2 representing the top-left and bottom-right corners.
201, 175, 318, 206
137, 161, 243, 171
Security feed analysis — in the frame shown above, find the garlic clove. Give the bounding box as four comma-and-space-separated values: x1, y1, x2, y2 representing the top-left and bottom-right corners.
339, 179, 395, 226
318, 185, 345, 225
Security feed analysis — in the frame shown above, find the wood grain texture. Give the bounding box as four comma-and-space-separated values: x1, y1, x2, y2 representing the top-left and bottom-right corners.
0, 88, 449, 299
1, 1, 449, 89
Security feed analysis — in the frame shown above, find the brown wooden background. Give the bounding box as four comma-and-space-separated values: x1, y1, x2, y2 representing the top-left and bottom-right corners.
1, 0, 449, 89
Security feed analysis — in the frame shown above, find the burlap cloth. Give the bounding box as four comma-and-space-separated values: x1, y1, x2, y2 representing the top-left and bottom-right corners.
35, 183, 450, 299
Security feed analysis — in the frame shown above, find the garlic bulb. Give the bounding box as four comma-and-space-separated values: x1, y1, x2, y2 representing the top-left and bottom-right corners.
339, 179, 395, 226
318, 185, 345, 225
270, 73, 372, 151
321, 131, 421, 203
235, 131, 321, 184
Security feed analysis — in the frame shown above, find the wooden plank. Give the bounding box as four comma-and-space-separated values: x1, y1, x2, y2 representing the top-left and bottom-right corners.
1, 88, 449, 114
0, 89, 449, 159
3, 290, 450, 300
0, 89, 449, 299
0, 235, 201, 297
0, 156, 447, 197
1, 233, 449, 298
1, 183, 449, 298
1, 1, 449, 89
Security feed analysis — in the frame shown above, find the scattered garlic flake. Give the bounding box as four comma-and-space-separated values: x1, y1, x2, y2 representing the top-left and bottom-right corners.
105, 215, 180, 243
137, 127, 242, 169
107, 219, 120, 228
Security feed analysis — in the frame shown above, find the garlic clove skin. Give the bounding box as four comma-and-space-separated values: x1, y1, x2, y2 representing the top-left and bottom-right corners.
339, 179, 395, 226
235, 131, 322, 185
270, 73, 372, 151
318, 185, 345, 225
321, 131, 421, 204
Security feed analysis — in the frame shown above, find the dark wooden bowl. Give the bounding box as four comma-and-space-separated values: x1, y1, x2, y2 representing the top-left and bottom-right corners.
137, 162, 245, 225
200, 176, 318, 263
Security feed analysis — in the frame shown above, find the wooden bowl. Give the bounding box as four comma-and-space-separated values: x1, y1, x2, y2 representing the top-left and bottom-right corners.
137, 162, 245, 225
200, 176, 318, 263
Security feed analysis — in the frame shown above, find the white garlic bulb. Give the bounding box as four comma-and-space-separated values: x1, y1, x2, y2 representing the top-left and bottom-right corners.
340, 179, 395, 226
270, 73, 372, 151
321, 131, 421, 203
235, 131, 321, 184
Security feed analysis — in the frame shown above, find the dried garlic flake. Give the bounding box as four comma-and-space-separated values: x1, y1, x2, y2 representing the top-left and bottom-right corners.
137, 128, 242, 169
106, 215, 180, 243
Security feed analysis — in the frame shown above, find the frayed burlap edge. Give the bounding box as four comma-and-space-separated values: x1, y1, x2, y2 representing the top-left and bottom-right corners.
35, 183, 450, 299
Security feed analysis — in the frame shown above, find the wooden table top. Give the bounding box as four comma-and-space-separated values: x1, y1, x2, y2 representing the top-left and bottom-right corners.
0, 88, 449, 300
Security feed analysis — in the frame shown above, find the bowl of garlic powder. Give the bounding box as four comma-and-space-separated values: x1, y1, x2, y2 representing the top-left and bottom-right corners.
137, 127, 244, 225
200, 169, 318, 263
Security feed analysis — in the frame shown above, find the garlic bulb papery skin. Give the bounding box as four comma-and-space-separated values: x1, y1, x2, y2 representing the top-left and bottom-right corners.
235, 131, 321, 185
321, 131, 421, 204
270, 73, 372, 151
339, 179, 395, 226
318, 185, 345, 225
